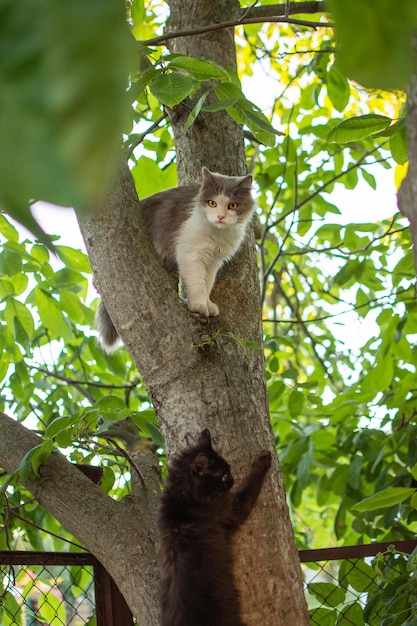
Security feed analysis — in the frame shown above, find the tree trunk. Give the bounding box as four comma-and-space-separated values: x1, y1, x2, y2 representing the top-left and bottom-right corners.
1, 1, 309, 623
80, 0, 309, 623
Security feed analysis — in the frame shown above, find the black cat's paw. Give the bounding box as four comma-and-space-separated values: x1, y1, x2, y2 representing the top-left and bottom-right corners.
254, 450, 272, 472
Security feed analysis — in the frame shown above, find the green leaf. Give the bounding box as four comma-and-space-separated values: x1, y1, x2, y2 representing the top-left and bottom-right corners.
308, 582, 346, 608
128, 67, 159, 101
309, 608, 336, 626
336, 602, 365, 626
214, 82, 277, 146
149, 71, 194, 107
0, 214, 19, 242
167, 55, 226, 81
297, 446, 312, 489
288, 389, 304, 418
346, 559, 376, 593
352, 487, 416, 513
0, 353, 11, 383
45, 416, 76, 439
144, 421, 163, 447
328, 114, 392, 143
0, 473, 16, 499
92, 395, 127, 410
38, 589, 66, 624
55, 246, 91, 273
202, 97, 239, 112
19, 441, 54, 482
34, 287, 73, 341
348, 454, 363, 490
389, 125, 408, 165
0, 248, 22, 276
4, 299, 35, 340
361, 354, 394, 394
131, 156, 177, 198
326, 64, 350, 112
184, 91, 210, 131
100, 466, 115, 493
30, 244, 50, 265
226, 101, 277, 146
361, 168, 377, 189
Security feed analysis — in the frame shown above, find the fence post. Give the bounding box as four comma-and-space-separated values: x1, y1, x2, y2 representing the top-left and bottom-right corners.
94, 561, 134, 626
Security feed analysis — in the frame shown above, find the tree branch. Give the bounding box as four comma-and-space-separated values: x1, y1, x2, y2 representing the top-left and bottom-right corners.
142, 8, 331, 47
241, 1, 326, 20
0, 412, 160, 625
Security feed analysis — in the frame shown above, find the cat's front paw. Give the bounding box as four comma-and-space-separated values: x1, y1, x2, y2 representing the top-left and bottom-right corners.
188, 301, 210, 317
188, 300, 219, 317
207, 300, 219, 316
253, 450, 272, 472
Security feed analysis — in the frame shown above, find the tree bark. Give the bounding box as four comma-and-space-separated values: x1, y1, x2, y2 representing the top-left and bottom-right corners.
1, 1, 309, 623
79, 0, 309, 623
0, 412, 161, 626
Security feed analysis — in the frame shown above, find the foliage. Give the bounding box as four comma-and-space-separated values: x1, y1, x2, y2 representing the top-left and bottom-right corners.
306, 548, 417, 625
0, 0, 133, 238
328, 0, 417, 90
1, 0, 417, 622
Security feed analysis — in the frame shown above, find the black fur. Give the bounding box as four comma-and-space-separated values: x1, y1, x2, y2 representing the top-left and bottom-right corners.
157, 429, 271, 626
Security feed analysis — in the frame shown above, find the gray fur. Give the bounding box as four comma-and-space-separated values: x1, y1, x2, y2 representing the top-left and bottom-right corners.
96, 168, 255, 351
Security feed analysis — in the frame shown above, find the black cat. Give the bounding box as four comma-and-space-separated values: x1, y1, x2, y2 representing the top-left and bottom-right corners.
157, 429, 272, 626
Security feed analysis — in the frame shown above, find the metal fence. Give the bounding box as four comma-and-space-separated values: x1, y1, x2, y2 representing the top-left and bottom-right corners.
0, 551, 133, 626
300, 539, 417, 625
2, 541, 417, 625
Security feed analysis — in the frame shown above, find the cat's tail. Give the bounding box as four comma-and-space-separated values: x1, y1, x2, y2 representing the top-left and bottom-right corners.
95, 300, 121, 353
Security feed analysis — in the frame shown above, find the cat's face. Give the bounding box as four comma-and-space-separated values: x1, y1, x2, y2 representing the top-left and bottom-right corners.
199, 168, 254, 229
191, 450, 234, 501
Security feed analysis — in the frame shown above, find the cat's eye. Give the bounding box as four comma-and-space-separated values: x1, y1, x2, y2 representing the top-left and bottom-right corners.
222, 474, 229, 482
208, 200, 217, 208
228, 202, 239, 211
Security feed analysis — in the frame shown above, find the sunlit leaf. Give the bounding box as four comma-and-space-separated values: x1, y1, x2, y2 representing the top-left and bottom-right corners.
328, 115, 392, 143
352, 487, 416, 513
326, 64, 350, 112
19, 440, 54, 482
149, 72, 194, 107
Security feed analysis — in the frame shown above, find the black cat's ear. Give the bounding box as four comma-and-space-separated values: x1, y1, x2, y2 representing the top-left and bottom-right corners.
193, 453, 209, 476
197, 429, 212, 450
202, 167, 214, 184
237, 174, 253, 188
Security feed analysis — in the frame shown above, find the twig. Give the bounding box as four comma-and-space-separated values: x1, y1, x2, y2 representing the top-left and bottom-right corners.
142, 15, 332, 48
107, 438, 146, 489
32, 366, 141, 391
10, 512, 85, 549
126, 112, 169, 158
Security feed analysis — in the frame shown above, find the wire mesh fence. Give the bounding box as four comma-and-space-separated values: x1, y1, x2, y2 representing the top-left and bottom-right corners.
1, 563, 94, 625
300, 539, 417, 626
1, 541, 417, 625
0, 552, 133, 626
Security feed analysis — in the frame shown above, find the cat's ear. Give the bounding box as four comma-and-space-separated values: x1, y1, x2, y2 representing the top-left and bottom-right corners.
197, 428, 212, 450
202, 167, 214, 185
237, 174, 253, 189
193, 452, 209, 475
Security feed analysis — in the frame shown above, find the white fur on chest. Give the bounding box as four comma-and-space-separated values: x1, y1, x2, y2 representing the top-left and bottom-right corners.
174, 194, 253, 316
176, 197, 248, 267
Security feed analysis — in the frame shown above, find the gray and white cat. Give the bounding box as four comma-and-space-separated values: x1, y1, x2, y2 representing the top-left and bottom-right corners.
96, 167, 255, 351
